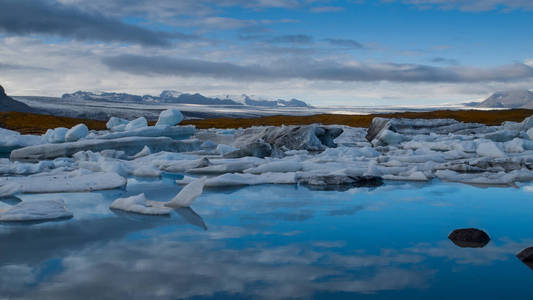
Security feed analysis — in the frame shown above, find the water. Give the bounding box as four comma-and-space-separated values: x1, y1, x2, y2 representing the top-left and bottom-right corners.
1, 178, 533, 299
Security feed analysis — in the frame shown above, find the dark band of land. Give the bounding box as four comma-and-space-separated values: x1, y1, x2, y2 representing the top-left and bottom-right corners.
2, 109, 533, 135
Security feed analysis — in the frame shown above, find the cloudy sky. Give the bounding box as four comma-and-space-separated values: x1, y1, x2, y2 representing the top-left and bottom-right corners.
0, 0, 532, 105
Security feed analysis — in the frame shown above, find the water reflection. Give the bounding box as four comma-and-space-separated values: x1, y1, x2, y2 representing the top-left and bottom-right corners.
1, 181, 533, 298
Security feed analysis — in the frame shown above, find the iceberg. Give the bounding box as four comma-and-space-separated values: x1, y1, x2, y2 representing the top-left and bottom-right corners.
177, 172, 297, 187
93, 125, 195, 140
110, 178, 206, 215
0, 127, 43, 153
165, 177, 207, 208
232, 124, 343, 154
10, 137, 202, 161
0, 200, 73, 222
125, 117, 148, 131
43, 127, 68, 143
244, 161, 303, 174
106, 117, 129, 130
155, 109, 184, 126
65, 124, 89, 142
110, 193, 172, 215
0, 171, 126, 197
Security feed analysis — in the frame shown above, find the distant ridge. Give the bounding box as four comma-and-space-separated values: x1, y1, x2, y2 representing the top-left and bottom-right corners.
0, 85, 34, 113
61, 90, 312, 108
477, 90, 533, 109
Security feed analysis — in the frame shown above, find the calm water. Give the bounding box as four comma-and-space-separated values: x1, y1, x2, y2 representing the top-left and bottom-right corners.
1, 177, 533, 299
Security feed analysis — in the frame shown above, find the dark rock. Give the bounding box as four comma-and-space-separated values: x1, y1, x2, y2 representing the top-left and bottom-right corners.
448, 228, 490, 248
0, 84, 34, 113
516, 247, 533, 270
297, 175, 383, 191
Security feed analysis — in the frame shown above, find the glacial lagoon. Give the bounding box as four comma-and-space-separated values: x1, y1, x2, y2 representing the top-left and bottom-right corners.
2, 177, 533, 299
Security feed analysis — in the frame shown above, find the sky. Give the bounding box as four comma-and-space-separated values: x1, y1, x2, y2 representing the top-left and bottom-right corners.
0, 0, 532, 106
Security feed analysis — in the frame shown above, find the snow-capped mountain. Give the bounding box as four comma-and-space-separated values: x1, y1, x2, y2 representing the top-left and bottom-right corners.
477, 90, 533, 109
61, 90, 312, 107
221, 94, 311, 107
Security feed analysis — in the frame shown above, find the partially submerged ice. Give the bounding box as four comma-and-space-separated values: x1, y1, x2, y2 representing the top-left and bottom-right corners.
156, 109, 184, 127
0, 170, 126, 197
10, 137, 202, 161
110, 193, 173, 215
227, 124, 344, 158
0, 199, 73, 222
110, 178, 207, 215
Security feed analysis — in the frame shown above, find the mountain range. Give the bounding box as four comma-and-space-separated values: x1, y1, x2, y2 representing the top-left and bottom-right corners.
477, 90, 533, 109
61, 90, 311, 108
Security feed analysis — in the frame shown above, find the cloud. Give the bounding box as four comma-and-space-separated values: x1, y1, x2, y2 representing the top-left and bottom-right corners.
386, 0, 533, 12
268, 34, 314, 44
324, 38, 365, 49
310, 6, 345, 12
0, 62, 49, 71
0, 0, 196, 47
430, 57, 460, 65
102, 54, 533, 83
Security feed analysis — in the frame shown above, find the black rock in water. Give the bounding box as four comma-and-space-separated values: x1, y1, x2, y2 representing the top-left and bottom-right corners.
0, 84, 34, 113
448, 228, 490, 248
516, 247, 533, 270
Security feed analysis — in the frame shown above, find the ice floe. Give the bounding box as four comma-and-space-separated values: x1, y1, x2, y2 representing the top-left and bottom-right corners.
0, 200, 73, 222
0, 170, 126, 197
155, 109, 184, 127
165, 177, 207, 207
110, 193, 172, 215
65, 124, 89, 142
110, 178, 206, 215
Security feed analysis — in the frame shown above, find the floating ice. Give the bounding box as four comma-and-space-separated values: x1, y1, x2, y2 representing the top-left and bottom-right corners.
476, 141, 506, 158
110, 193, 172, 215
155, 109, 184, 126
0, 127, 43, 153
165, 177, 207, 208
65, 124, 89, 142
131, 146, 151, 159
106, 117, 129, 131
178, 172, 297, 187
11, 137, 202, 161
94, 125, 195, 140
0, 200, 73, 222
125, 117, 148, 131
188, 161, 258, 174
233, 124, 343, 153
528, 128, 533, 140
158, 157, 210, 173
244, 160, 302, 174
43, 127, 68, 143
0, 170, 126, 197
216, 144, 238, 156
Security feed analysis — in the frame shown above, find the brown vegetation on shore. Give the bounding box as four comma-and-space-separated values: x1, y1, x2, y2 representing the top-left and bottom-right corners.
0, 111, 107, 134
181, 109, 533, 129
1, 109, 532, 134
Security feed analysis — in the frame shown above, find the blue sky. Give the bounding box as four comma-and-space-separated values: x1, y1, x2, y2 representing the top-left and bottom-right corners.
0, 0, 532, 105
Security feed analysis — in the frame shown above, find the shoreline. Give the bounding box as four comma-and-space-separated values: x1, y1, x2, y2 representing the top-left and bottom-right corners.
2, 109, 533, 134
